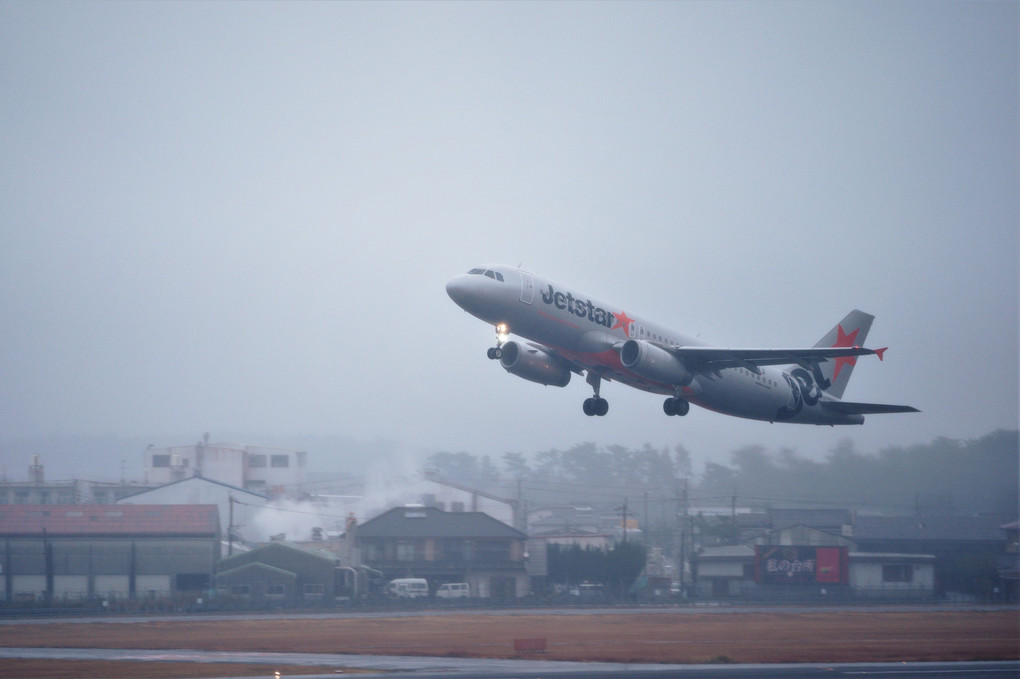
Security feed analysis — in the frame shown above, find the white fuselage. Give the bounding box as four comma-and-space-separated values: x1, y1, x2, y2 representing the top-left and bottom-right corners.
447, 265, 864, 425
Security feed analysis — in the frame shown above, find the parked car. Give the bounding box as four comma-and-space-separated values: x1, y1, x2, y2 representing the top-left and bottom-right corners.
568, 582, 604, 597
436, 582, 470, 599
384, 578, 429, 599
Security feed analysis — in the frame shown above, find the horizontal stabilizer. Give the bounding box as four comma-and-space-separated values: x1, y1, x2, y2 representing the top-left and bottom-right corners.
821, 401, 920, 415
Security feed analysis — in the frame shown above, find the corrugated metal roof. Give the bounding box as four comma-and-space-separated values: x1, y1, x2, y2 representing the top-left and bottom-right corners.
855, 515, 1009, 542
118, 475, 269, 501
0, 504, 219, 536
695, 545, 755, 560
357, 506, 525, 539
217, 541, 339, 572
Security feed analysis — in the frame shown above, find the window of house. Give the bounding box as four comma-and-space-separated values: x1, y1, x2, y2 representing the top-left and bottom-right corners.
882, 564, 913, 582
362, 542, 382, 561
151, 454, 171, 467
231, 585, 250, 595
442, 539, 467, 561
248, 454, 266, 468
393, 538, 418, 558
303, 583, 324, 595
474, 540, 510, 562
267, 585, 285, 596
271, 455, 289, 468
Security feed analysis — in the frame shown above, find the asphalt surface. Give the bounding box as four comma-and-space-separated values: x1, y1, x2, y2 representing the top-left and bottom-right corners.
1, 647, 1017, 679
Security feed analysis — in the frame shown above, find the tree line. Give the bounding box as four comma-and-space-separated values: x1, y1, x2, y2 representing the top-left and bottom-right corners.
426, 429, 1018, 516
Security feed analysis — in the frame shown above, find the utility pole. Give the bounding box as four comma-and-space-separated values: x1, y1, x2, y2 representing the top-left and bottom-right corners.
679, 477, 689, 595
619, 497, 629, 543
228, 494, 234, 556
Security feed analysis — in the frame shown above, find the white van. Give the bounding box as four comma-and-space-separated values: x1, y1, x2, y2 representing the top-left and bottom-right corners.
385, 578, 429, 599
436, 582, 470, 599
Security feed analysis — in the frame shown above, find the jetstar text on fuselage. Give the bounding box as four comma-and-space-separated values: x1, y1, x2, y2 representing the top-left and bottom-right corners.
540, 284, 616, 328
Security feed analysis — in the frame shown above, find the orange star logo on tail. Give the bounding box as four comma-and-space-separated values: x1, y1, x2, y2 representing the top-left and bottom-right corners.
831, 324, 861, 381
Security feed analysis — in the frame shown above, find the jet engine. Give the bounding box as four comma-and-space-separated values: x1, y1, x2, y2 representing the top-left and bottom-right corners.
619, 339, 693, 386
499, 341, 572, 387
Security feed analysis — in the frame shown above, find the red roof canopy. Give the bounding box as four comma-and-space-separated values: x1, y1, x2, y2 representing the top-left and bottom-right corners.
0, 505, 219, 536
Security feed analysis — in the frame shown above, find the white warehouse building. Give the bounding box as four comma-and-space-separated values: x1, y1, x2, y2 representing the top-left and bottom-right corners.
144, 439, 306, 496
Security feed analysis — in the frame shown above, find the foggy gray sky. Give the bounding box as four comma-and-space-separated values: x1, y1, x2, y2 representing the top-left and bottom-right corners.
1, 2, 1016, 477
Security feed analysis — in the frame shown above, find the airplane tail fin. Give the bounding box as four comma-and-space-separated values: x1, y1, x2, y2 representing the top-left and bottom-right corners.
813, 310, 874, 399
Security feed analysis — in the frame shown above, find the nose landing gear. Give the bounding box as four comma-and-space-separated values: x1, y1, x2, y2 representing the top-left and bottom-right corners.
487, 323, 510, 360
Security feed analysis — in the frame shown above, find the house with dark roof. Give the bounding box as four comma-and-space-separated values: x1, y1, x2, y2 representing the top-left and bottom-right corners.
354, 505, 529, 598
855, 515, 1013, 599
0, 504, 220, 602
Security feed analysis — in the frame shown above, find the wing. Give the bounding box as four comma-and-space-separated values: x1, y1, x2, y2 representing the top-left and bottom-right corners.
665, 345, 886, 375
821, 401, 920, 415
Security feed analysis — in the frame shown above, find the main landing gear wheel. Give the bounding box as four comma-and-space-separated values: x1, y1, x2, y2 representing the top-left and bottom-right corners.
583, 371, 609, 416
487, 347, 502, 360
583, 397, 609, 417
663, 397, 690, 416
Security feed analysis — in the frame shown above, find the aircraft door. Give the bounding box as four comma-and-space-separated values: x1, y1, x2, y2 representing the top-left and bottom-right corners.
519, 272, 535, 304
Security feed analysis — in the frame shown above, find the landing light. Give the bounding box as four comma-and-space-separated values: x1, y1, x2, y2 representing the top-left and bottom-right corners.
497, 323, 509, 344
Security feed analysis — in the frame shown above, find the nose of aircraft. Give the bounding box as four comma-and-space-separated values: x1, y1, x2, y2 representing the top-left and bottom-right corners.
445, 274, 473, 307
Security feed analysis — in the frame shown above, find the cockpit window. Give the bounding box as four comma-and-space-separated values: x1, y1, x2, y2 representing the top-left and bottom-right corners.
467, 268, 505, 282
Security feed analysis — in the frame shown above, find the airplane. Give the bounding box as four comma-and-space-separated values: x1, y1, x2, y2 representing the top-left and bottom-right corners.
446, 265, 919, 425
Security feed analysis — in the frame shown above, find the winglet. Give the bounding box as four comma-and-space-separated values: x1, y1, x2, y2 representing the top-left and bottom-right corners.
875, 347, 888, 361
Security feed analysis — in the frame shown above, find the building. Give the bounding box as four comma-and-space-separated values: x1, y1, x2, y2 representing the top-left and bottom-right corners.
692, 523, 937, 601
117, 476, 269, 545
855, 515, 1012, 599
0, 456, 151, 506
419, 475, 517, 527
693, 545, 935, 601
849, 552, 936, 600
529, 527, 613, 551
215, 541, 357, 606
998, 521, 1019, 602
0, 505, 219, 602
692, 544, 756, 598
355, 506, 530, 598
854, 515, 1008, 555
144, 439, 306, 495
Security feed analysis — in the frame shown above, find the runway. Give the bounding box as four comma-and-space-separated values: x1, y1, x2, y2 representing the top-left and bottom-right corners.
1, 647, 1017, 679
